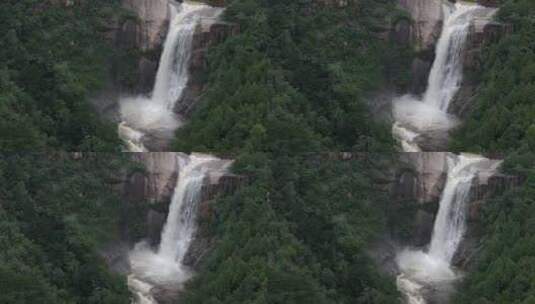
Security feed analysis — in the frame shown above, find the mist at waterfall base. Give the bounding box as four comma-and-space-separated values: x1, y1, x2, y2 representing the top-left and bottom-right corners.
392, 2, 496, 152
395, 154, 501, 304
128, 154, 231, 304
118, 2, 223, 151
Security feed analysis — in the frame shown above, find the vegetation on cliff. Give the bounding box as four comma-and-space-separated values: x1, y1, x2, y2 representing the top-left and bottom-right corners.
181, 153, 400, 304
172, 0, 412, 153
450, 0, 535, 156
456, 161, 535, 304
169, 1, 411, 301
451, 2, 535, 302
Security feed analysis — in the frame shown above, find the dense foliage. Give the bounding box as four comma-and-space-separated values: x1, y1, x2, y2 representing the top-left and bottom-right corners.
0, 153, 131, 303
456, 161, 535, 304
173, 0, 412, 153
450, 2, 535, 301
0, 1, 125, 151
450, 0, 535, 155
170, 1, 411, 301
182, 153, 400, 304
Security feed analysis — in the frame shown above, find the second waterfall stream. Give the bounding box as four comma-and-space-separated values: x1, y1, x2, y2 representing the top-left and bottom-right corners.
128, 154, 231, 304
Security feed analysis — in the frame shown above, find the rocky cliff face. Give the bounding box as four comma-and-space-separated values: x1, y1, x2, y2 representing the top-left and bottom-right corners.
453, 170, 524, 269
121, 153, 246, 247
117, 0, 169, 93
398, 0, 444, 52
175, 17, 239, 117
395, 0, 444, 94
390, 152, 518, 247
126, 152, 179, 204
121, 0, 170, 51
117, 0, 238, 113
396, 152, 448, 205
449, 8, 511, 117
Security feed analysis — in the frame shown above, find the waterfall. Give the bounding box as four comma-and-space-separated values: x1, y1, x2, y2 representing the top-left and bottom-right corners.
128, 153, 231, 304
428, 155, 482, 262
158, 154, 221, 261
152, 3, 203, 109
396, 153, 501, 304
118, 2, 223, 152
423, 4, 479, 111
392, 2, 496, 151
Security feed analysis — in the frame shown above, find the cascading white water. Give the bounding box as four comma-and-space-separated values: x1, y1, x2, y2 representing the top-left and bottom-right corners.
152, 2, 200, 109
396, 153, 501, 304
158, 154, 217, 261
428, 155, 479, 263
392, 2, 496, 151
128, 153, 231, 304
119, 2, 223, 151
423, 4, 480, 111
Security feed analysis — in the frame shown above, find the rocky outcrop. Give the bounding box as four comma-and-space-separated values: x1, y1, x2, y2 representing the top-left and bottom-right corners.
175, 18, 239, 117
398, 0, 444, 52
395, 0, 445, 94
468, 172, 525, 221
448, 6, 510, 117
390, 152, 518, 248
123, 152, 245, 205
396, 152, 448, 204
182, 171, 248, 269
121, 0, 170, 51
116, 0, 238, 107
126, 152, 180, 204
116, 0, 170, 93
454, 171, 523, 269
121, 153, 246, 249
